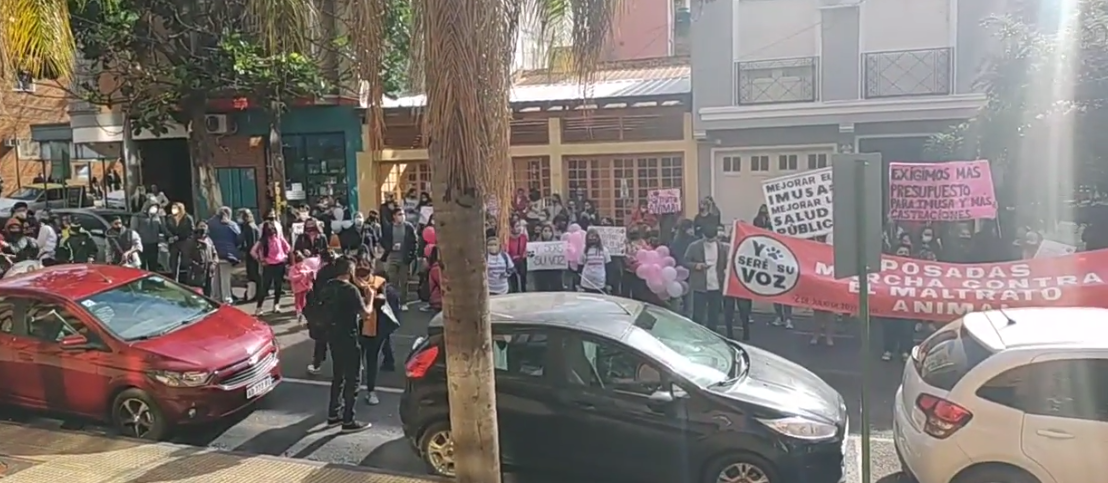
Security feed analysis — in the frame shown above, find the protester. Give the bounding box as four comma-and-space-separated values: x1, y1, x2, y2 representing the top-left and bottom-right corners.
106, 216, 142, 267
881, 243, 917, 360
34, 212, 58, 265
306, 250, 341, 375
1, 220, 39, 264
577, 200, 599, 230
166, 202, 195, 281
150, 185, 170, 207
670, 219, 697, 314
402, 188, 420, 225
628, 199, 658, 230
356, 263, 401, 405
251, 221, 291, 315
294, 218, 329, 260
237, 210, 261, 301
486, 235, 514, 296
208, 206, 241, 304
179, 221, 218, 294
693, 197, 722, 237
506, 222, 529, 293
134, 200, 167, 272
318, 257, 372, 433
684, 225, 729, 330
128, 186, 148, 212
427, 246, 443, 312
578, 228, 611, 294
379, 209, 418, 308
531, 224, 563, 292
57, 221, 97, 264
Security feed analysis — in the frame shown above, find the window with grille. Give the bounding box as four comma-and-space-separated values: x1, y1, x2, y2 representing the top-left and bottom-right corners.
566, 155, 684, 225
778, 154, 798, 171
750, 155, 770, 172
807, 153, 829, 169
403, 162, 432, 195
722, 156, 742, 174
512, 157, 552, 196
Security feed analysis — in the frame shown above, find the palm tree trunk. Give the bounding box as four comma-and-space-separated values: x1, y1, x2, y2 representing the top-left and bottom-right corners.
188, 107, 222, 216
423, 0, 513, 480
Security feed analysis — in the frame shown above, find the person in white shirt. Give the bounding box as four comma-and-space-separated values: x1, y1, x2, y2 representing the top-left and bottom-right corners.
151, 184, 170, 208
486, 235, 514, 295
35, 214, 58, 264
578, 229, 611, 293
682, 225, 730, 332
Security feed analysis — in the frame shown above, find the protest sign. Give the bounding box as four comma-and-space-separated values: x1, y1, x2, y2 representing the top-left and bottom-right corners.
591, 226, 626, 256
724, 222, 1108, 321
761, 167, 833, 238
888, 160, 997, 221
526, 241, 567, 270
1035, 239, 1077, 259
647, 189, 682, 214
419, 206, 434, 225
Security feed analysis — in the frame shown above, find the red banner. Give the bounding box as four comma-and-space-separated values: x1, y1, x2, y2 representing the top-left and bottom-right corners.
723, 222, 1108, 321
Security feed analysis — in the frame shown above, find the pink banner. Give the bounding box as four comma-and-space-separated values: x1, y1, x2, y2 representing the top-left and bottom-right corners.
888, 160, 997, 221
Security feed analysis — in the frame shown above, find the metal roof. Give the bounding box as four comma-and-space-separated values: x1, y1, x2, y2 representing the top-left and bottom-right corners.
384, 76, 690, 109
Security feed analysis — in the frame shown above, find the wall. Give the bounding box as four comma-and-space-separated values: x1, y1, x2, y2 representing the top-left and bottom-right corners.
735, 0, 819, 61
605, 0, 673, 61
0, 81, 71, 195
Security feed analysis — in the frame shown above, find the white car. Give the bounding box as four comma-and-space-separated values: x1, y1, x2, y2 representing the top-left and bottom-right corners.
894, 307, 1108, 483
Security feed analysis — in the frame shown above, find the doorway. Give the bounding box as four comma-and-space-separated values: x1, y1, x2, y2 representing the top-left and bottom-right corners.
137, 139, 193, 213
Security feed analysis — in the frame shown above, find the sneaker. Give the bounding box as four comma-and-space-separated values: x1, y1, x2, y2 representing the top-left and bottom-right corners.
273, 304, 282, 313
307, 364, 322, 375
254, 307, 264, 316
881, 351, 892, 361
341, 421, 372, 433
419, 305, 433, 313
325, 417, 342, 427
784, 319, 794, 330
809, 336, 819, 345
400, 305, 409, 312
365, 392, 380, 405
771, 318, 784, 327
824, 336, 834, 347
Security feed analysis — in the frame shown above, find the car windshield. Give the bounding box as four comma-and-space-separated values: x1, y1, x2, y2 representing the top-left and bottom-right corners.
7, 188, 41, 201
77, 274, 219, 341
630, 305, 734, 387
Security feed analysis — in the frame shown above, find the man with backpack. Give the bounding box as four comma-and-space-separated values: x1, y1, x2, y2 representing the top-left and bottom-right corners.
305, 251, 341, 375
316, 256, 372, 433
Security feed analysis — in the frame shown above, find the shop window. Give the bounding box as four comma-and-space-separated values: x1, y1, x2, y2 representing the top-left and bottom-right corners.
282, 134, 347, 205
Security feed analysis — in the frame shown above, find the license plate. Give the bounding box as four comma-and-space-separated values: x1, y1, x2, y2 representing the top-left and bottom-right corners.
246, 377, 274, 399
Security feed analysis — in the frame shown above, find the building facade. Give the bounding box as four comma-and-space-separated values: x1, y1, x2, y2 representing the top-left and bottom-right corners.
1, 77, 71, 195
691, 0, 1005, 227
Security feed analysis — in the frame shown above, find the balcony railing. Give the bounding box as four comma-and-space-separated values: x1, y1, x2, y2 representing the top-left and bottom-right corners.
734, 56, 818, 105
863, 47, 952, 99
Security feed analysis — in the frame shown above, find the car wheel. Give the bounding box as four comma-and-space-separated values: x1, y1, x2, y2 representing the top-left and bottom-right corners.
954, 465, 1038, 483
705, 452, 779, 483
418, 421, 456, 477
111, 389, 169, 440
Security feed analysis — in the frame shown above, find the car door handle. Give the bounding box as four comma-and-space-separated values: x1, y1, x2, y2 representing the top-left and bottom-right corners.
1036, 429, 1075, 440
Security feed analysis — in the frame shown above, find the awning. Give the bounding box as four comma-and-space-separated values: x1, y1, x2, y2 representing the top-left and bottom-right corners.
30, 123, 72, 142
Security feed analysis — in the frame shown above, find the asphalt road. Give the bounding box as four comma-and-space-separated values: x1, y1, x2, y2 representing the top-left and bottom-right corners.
3, 298, 916, 483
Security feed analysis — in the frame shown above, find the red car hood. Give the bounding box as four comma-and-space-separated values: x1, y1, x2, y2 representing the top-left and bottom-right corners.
131, 306, 273, 369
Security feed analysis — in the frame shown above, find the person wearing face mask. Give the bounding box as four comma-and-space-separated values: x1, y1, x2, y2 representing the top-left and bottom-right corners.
683, 225, 731, 331
207, 206, 242, 303
670, 219, 696, 314
180, 221, 218, 294
919, 225, 941, 256
402, 188, 420, 225
881, 243, 917, 361
237, 210, 262, 301
129, 186, 148, 213
166, 202, 195, 282
532, 224, 564, 292
693, 197, 721, 237
629, 199, 658, 230
1, 220, 39, 268
57, 221, 98, 264
250, 221, 292, 315
34, 212, 58, 265
7, 202, 29, 225
577, 228, 612, 293
379, 209, 418, 307
577, 200, 598, 231
506, 221, 529, 293
106, 216, 142, 267
294, 218, 329, 260
133, 200, 169, 272
485, 235, 515, 295
339, 212, 368, 253
150, 185, 170, 207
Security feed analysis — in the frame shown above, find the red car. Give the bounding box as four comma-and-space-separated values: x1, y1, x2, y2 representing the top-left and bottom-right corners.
0, 264, 281, 440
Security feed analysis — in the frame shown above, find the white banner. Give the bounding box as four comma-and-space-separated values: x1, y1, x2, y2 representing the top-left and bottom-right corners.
761, 167, 833, 238
591, 226, 626, 256
526, 241, 567, 271
419, 206, 434, 225
1034, 239, 1077, 259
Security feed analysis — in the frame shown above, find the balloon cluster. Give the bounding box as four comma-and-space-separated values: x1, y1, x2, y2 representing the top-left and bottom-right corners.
423, 227, 436, 258
634, 246, 689, 299
560, 224, 586, 270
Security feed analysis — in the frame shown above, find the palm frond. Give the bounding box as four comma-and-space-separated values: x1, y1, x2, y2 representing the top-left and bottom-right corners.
242, 0, 317, 53
0, 0, 77, 80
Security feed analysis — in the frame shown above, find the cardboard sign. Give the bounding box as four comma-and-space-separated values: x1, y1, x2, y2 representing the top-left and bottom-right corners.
647, 189, 682, 214
591, 226, 626, 256
888, 160, 997, 221
526, 241, 567, 271
724, 222, 1108, 321
419, 206, 434, 225
761, 167, 833, 238
1035, 239, 1077, 259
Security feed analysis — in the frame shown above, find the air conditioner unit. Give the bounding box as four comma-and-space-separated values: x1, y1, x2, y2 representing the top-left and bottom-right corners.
204, 114, 234, 134
16, 139, 41, 159
1, 138, 16, 148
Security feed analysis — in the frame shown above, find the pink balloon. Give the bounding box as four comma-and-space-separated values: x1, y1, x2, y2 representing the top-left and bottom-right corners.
561, 233, 571, 241
661, 266, 678, 283
568, 223, 582, 233
643, 250, 659, 264
422, 227, 436, 244
662, 256, 676, 267
675, 266, 690, 281
679, 281, 689, 295
635, 264, 650, 279
424, 243, 435, 258
646, 277, 666, 293
656, 246, 670, 258
635, 250, 652, 263
665, 281, 683, 298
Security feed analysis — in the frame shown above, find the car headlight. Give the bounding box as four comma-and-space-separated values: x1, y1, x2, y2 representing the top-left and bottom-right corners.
148, 370, 212, 387
756, 416, 837, 441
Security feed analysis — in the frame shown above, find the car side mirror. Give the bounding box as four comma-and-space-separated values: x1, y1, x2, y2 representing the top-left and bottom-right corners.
59, 334, 89, 350
648, 390, 675, 404
89, 228, 104, 236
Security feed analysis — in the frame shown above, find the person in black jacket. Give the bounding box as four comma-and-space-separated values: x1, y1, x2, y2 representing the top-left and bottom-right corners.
294, 218, 329, 260
58, 222, 98, 264
237, 209, 261, 301
378, 208, 418, 308
318, 257, 371, 433
166, 202, 194, 282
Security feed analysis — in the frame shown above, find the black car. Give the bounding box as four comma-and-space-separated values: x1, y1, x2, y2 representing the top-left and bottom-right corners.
400, 293, 849, 483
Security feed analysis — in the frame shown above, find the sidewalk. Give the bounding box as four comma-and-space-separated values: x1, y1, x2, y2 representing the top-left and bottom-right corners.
0, 423, 443, 483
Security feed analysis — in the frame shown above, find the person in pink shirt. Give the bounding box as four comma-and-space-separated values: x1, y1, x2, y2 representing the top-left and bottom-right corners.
250, 221, 292, 315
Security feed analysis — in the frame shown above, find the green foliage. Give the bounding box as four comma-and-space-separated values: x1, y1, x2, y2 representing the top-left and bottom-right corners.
931, 0, 1108, 209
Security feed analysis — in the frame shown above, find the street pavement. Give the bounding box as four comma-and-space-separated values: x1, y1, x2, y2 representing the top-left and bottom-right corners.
2, 297, 915, 483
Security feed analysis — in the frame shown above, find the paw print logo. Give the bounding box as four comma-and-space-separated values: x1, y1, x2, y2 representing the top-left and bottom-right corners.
765, 246, 784, 262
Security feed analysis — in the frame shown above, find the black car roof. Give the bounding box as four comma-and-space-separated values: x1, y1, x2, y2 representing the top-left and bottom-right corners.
427, 292, 643, 340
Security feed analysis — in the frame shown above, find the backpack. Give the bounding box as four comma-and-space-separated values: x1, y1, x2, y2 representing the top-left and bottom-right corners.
303, 284, 332, 340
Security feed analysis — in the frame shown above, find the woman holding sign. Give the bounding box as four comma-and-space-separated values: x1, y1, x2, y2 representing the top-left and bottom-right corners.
532, 224, 564, 291
577, 228, 612, 293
